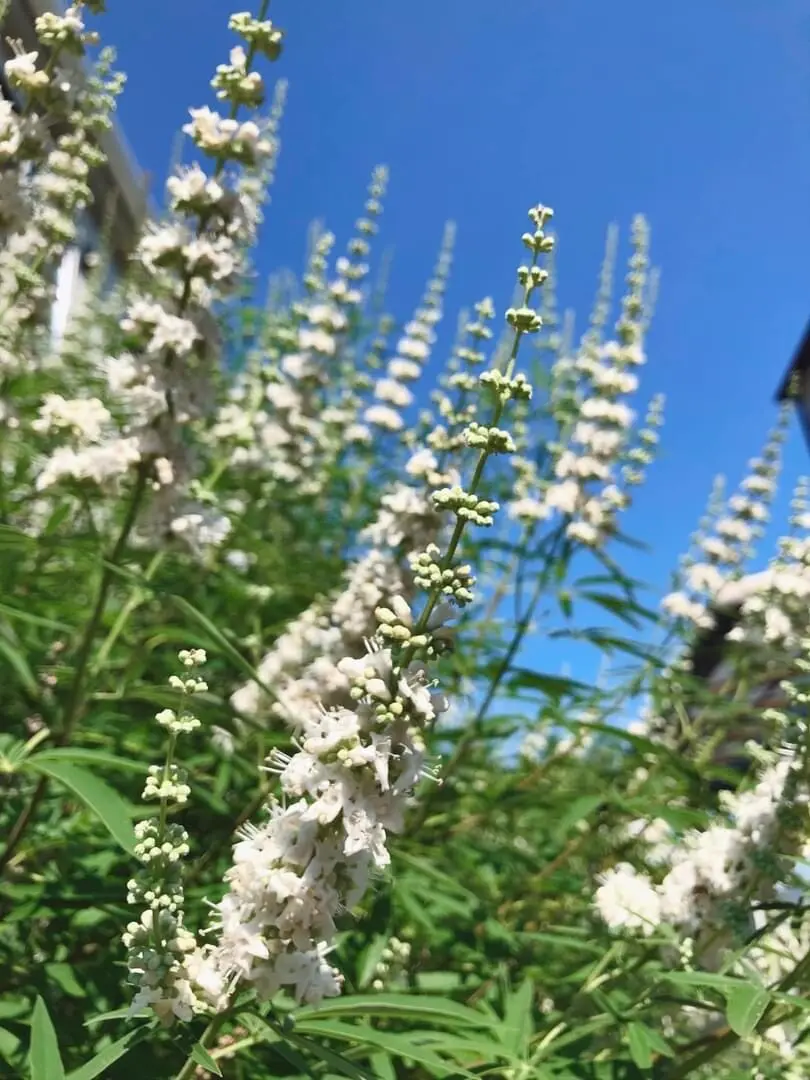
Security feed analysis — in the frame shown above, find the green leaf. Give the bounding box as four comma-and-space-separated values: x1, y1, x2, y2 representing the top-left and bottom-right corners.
505, 668, 592, 701
726, 985, 771, 1037
66, 1034, 135, 1080
169, 594, 275, 701
281, 1029, 376, 1080
517, 931, 603, 955
84, 1008, 138, 1027
501, 978, 534, 1054
25, 758, 135, 854
0, 603, 73, 632
268, 1037, 317, 1077
29, 997, 65, 1080
296, 993, 495, 1030
395, 852, 478, 902
415, 972, 464, 992
0, 636, 39, 697
45, 962, 85, 999
625, 1021, 663, 1068
33, 748, 146, 775
369, 1053, 396, 1080
357, 935, 390, 990
553, 794, 604, 841
294, 1019, 471, 1078
411, 1029, 515, 1063
0, 1026, 21, 1064
664, 971, 751, 993
578, 590, 656, 629
190, 1043, 223, 1076
235, 1012, 280, 1046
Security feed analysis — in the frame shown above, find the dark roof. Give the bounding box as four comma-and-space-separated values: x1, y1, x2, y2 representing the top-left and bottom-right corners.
776, 320, 810, 403
775, 320, 810, 448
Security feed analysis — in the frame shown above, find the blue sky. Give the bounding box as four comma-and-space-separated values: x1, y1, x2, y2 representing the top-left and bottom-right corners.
98, 0, 810, 692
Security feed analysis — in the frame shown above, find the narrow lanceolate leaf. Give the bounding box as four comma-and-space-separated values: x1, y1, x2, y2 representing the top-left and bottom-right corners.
293, 1019, 474, 1078
552, 794, 604, 841
25, 758, 136, 854
32, 747, 147, 775
169, 594, 274, 699
0, 636, 39, 697
29, 997, 65, 1080
625, 1021, 655, 1068
66, 1033, 135, 1080
280, 1029, 376, 1080
725, 985, 771, 1037
190, 1043, 223, 1076
0, 602, 73, 632
501, 978, 534, 1054
295, 992, 496, 1029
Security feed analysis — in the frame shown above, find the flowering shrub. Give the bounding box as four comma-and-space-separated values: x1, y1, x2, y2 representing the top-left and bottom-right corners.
2, 3, 810, 1079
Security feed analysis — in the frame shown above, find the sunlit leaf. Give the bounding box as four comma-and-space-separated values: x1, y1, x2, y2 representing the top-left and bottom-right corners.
25, 758, 136, 854
29, 997, 65, 1080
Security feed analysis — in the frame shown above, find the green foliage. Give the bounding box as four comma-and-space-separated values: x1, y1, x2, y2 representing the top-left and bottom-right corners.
0, 3, 806, 1080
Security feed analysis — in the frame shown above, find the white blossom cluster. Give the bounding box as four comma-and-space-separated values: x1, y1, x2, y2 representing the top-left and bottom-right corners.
369, 936, 411, 991
124, 650, 208, 1026
661, 416, 788, 630
228, 303, 500, 732
191, 202, 552, 1009
508, 217, 663, 547
211, 168, 389, 496
32, 10, 285, 546
230, 474, 445, 729
418, 298, 495, 461
0, 15, 122, 373
364, 223, 455, 435
596, 756, 799, 941
596, 642, 810, 982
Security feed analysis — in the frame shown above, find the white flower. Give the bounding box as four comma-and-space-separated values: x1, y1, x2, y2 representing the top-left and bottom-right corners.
374, 378, 413, 408
685, 562, 726, 595
566, 520, 600, 546
405, 448, 438, 477
388, 358, 422, 381
595, 864, 661, 934
544, 480, 581, 515
171, 508, 232, 551
509, 497, 550, 522
299, 328, 336, 355
32, 395, 112, 443
364, 405, 404, 431
661, 591, 711, 626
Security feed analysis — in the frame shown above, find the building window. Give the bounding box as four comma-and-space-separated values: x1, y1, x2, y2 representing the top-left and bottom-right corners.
50, 245, 82, 348
49, 211, 100, 348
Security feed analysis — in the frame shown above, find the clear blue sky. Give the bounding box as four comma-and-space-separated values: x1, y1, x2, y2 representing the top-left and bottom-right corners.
100, 0, 810, 657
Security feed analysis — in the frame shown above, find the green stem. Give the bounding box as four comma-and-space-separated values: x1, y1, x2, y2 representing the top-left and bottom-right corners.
397, 276, 536, 673
412, 527, 565, 829
0, 465, 148, 876
92, 550, 165, 675
59, 463, 149, 742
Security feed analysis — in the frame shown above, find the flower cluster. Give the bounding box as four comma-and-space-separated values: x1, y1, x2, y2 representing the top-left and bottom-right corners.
211, 166, 389, 497
192, 202, 553, 1008
124, 650, 207, 1025
365, 223, 455, 434
596, 645, 810, 973
231, 480, 444, 729
32, 5, 285, 542
508, 216, 662, 547
661, 415, 788, 629
0, 18, 123, 369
